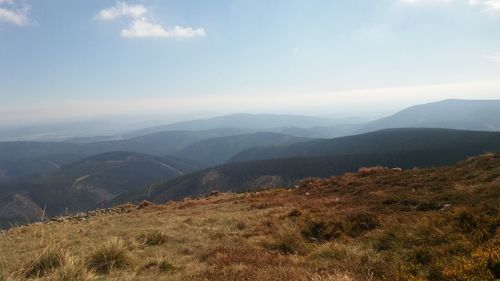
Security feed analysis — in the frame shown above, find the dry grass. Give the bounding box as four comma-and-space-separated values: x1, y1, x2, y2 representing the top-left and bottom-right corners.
20, 246, 67, 278
85, 238, 132, 274
0, 153, 499, 280
51, 259, 95, 281
137, 230, 170, 246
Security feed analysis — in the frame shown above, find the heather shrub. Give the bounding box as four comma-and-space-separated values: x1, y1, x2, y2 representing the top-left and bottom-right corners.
358, 166, 386, 176
345, 212, 379, 237
236, 221, 246, 230
443, 241, 500, 280
456, 204, 499, 241
302, 219, 344, 241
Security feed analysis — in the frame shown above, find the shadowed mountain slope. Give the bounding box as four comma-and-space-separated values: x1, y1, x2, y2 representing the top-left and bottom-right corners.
0, 127, 253, 163
169, 132, 310, 167
150, 151, 485, 202
0, 152, 199, 228
230, 128, 500, 162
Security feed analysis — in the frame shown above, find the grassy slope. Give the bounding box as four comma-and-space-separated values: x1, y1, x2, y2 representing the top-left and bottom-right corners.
0, 154, 499, 281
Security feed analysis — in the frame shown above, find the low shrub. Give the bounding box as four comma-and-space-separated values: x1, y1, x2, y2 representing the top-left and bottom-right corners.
414, 248, 433, 265
358, 166, 386, 177
288, 209, 302, 218
236, 221, 246, 230
302, 220, 344, 242
442, 241, 500, 280
456, 205, 499, 241
345, 212, 379, 237
374, 229, 401, 252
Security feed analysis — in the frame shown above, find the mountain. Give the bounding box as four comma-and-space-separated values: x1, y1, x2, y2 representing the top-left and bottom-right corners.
0, 128, 253, 183
144, 150, 495, 203
126, 113, 336, 137
130, 99, 500, 139
119, 129, 500, 204
0, 154, 83, 183
169, 132, 310, 167
230, 128, 500, 162
0, 128, 252, 164
0, 152, 199, 227
361, 99, 500, 132
2, 154, 498, 280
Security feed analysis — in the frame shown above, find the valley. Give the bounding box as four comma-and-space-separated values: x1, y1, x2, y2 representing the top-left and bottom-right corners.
1, 100, 500, 229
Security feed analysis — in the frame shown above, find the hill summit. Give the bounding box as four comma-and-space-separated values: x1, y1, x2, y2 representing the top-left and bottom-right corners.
0, 154, 499, 280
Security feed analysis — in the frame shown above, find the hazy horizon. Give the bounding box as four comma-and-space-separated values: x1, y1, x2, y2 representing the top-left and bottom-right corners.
1, 0, 500, 125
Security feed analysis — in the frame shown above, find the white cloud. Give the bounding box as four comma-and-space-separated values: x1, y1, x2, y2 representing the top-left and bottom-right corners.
469, 0, 500, 10
0, 0, 30, 26
97, 2, 147, 21
401, 0, 500, 10
400, 0, 452, 5
121, 18, 205, 39
486, 52, 500, 63
98, 2, 205, 39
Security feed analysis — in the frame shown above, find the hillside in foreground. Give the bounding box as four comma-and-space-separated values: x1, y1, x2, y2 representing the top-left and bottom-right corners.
0, 154, 499, 281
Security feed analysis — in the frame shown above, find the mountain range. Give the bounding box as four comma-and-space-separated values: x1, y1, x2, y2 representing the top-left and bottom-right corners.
127, 128, 500, 204
1, 99, 500, 228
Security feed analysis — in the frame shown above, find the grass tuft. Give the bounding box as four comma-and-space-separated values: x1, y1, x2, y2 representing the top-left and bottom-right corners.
86, 238, 132, 274
138, 230, 170, 246
142, 258, 176, 273
266, 223, 309, 255
21, 246, 67, 278
52, 259, 94, 281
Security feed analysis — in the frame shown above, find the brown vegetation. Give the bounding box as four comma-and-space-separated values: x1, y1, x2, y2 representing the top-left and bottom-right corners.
0, 153, 499, 280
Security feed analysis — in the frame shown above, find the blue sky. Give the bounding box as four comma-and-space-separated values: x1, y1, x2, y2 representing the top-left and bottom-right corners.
1, 0, 500, 124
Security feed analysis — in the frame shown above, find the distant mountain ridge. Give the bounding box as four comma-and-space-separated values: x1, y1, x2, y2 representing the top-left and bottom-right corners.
126, 113, 336, 137
169, 132, 310, 167
0, 128, 253, 163
118, 128, 500, 204
360, 99, 500, 132
230, 128, 500, 162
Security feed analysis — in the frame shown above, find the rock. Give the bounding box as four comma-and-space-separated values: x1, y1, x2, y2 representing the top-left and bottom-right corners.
440, 204, 452, 211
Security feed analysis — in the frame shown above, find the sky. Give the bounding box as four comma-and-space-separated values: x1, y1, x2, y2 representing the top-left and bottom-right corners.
0, 0, 500, 125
